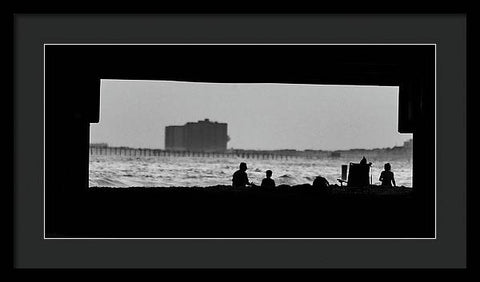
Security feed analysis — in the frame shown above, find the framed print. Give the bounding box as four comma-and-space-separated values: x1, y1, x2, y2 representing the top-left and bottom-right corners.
14, 13, 467, 269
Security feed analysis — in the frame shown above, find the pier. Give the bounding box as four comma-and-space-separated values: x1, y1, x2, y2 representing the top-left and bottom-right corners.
89, 139, 413, 161
88, 146, 310, 160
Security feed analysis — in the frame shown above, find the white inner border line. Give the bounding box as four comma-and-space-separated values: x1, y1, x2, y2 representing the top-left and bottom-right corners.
43, 43, 437, 240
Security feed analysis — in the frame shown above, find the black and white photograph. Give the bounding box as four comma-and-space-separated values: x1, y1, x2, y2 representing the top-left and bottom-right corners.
14, 13, 467, 269
45, 44, 435, 238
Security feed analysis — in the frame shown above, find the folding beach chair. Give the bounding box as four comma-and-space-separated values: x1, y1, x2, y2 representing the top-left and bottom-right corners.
337, 163, 371, 187
337, 164, 348, 187
347, 163, 371, 187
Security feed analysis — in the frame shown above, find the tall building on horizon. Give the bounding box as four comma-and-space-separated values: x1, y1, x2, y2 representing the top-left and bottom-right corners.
165, 119, 228, 152
403, 138, 413, 150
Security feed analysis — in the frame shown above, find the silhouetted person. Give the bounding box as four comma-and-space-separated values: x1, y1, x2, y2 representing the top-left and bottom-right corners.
232, 162, 251, 188
313, 175, 329, 188
261, 170, 276, 189
379, 163, 396, 187
360, 156, 372, 166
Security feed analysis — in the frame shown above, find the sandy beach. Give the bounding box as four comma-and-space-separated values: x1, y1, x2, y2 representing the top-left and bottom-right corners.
45, 184, 431, 239
89, 184, 414, 199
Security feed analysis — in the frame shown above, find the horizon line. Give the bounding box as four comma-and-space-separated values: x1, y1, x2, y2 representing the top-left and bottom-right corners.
88, 144, 412, 152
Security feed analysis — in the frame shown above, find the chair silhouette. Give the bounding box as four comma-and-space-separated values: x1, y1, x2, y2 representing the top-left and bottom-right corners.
337, 164, 348, 187
337, 163, 371, 187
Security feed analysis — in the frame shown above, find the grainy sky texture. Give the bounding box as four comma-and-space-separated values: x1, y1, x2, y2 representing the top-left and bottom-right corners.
90, 80, 412, 150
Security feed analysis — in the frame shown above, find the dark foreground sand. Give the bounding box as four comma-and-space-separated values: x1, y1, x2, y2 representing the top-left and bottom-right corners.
89, 184, 414, 199
48, 184, 431, 238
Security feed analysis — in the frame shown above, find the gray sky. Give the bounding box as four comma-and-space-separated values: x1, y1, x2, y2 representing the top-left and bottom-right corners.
90, 80, 412, 150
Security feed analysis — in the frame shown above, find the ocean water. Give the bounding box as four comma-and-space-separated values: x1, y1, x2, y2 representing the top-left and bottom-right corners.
89, 155, 413, 188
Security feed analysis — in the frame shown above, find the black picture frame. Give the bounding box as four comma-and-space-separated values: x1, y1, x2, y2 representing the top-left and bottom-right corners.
14, 13, 467, 269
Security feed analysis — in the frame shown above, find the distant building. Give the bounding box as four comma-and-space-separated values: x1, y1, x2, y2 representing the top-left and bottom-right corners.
403, 139, 413, 149
165, 126, 186, 151
165, 119, 228, 152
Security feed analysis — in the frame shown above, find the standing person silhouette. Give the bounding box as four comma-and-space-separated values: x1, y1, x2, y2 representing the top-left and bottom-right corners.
379, 163, 396, 187
261, 170, 276, 189
232, 162, 251, 188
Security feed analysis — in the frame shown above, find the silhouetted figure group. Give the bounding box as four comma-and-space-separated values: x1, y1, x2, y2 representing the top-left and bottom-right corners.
350, 156, 396, 187
232, 162, 276, 189
232, 157, 397, 189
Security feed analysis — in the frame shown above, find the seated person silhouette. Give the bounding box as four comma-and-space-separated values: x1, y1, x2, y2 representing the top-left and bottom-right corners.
313, 175, 329, 188
261, 170, 276, 189
232, 162, 251, 188
379, 163, 396, 187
